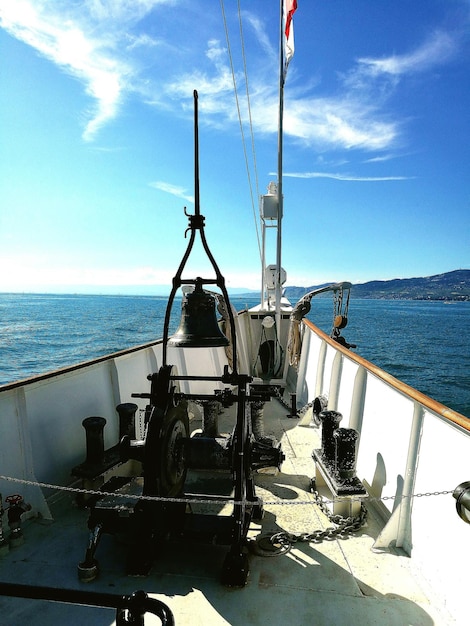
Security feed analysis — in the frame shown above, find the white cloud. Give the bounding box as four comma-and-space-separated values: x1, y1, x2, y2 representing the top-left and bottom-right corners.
364, 154, 400, 164
165, 39, 235, 113
284, 97, 399, 150
0, 2, 460, 153
126, 33, 161, 51
149, 181, 194, 204
0, 0, 167, 140
282, 171, 413, 182
242, 11, 276, 62
357, 31, 456, 78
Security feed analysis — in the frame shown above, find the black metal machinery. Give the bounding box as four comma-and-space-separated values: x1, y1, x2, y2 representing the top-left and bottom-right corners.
0, 583, 174, 626
75, 91, 283, 586
453, 482, 470, 524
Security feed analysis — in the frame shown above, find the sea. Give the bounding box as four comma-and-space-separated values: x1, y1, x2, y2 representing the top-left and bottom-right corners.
0, 293, 468, 418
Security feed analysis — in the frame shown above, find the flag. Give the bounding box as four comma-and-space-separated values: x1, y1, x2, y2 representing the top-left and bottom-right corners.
283, 0, 297, 79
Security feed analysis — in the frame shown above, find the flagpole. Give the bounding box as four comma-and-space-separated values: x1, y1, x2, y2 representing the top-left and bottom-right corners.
275, 0, 284, 322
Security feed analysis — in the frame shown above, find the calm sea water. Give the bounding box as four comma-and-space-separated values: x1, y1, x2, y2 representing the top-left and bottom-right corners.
0, 293, 468, 418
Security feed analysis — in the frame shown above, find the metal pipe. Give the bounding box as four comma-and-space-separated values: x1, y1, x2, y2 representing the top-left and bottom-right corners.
0, 583, 175, 625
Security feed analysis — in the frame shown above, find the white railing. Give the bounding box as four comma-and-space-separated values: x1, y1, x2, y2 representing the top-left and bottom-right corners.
297, 319, 470, 617
0, 341, 164, 518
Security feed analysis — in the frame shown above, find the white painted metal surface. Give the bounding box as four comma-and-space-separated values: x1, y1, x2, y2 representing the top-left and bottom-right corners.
296, 318, 470, 622
0, 314, 469, 623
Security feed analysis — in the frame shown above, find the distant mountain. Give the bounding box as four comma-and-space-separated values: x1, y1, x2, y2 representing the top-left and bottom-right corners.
284, 270, 470, 302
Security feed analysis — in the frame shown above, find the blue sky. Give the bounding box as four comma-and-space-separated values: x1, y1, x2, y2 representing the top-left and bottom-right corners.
1, 0, 469, 295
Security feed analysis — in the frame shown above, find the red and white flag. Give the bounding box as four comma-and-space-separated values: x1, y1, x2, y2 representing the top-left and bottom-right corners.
283, 0, 297, 78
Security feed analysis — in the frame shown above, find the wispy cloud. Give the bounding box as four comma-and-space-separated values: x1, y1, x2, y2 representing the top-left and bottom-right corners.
281, 172, 413, 182
162, 22, 458, 153
356, 31, 456, 79
166, 42, 234, 98
0, 0, 169, 140
241, 11, 276, 63
307, 30, 458, 151
284, 98, 399, 151
149, 181, 194, 203
0, 1, 461, 154
363, 154, 400, 164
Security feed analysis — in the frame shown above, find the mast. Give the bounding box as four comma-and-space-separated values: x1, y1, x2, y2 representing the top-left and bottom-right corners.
275, 0, 285, 319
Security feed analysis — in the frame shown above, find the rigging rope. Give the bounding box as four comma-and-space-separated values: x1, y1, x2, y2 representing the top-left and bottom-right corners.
236, 0, 260, 207
220, 0, 262, 263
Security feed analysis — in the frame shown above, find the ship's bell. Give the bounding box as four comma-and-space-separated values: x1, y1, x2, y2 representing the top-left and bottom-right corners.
168, 282, 229, 348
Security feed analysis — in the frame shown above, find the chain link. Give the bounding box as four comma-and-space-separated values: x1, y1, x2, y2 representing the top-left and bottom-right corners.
272, 386, 291, 412
0, 475, 235, 507
266, 482, 368, 549
297, 401, 314, 418
0, 475, 455, 508
1, 474, 335, 508
272, 390, 316, 419
1, 473, 457, 557
4, 472, 457, 562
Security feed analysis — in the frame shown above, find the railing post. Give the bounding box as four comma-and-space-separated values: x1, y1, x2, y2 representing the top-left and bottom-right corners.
396, 403, 424, 552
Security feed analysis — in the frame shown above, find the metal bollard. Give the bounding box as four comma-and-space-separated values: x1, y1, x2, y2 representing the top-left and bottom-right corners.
318, 410, 343, 465
333, 427, 359, 480
82, 417, 107, 467
116, 403, 138, 440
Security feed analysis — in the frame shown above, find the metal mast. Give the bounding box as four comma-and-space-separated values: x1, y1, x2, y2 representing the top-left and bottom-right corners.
275, 0, 285, 320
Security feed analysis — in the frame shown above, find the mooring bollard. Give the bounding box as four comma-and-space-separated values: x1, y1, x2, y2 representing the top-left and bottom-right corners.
334, 427, 359, 480
318, 410, 343, 466
82, 416, 107, 467
116, 403, 138, 440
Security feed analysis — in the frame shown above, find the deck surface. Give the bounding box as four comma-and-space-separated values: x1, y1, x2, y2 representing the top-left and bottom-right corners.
0, 398, 456, 625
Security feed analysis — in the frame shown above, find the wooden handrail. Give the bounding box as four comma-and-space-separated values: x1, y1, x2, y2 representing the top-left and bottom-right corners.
304, 318, 470, 432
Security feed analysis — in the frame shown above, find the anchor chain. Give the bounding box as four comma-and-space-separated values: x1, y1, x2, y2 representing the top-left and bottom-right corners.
272, 386, 291, 412
255, 480, 368, 555
308, 480, 368, 541
268, 384, 320, 424
272, 388, 316, 418
297, 401, 315, 418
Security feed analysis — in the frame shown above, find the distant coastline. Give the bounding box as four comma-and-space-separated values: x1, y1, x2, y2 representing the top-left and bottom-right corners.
284, 269, 470, 302
1, 270, 468, 301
